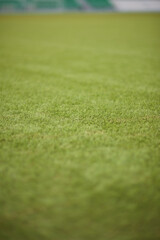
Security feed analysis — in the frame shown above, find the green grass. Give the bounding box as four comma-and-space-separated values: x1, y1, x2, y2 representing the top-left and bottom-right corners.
0, 13, 160, 240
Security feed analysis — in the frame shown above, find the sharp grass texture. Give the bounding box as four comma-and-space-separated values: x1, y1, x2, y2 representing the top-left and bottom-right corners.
0, 13, 160, 240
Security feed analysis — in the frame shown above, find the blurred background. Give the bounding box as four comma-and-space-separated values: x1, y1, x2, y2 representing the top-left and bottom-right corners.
0, 0, 160, 13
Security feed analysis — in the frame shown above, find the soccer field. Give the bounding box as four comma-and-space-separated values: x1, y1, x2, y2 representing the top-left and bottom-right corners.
0, 13, 160, 240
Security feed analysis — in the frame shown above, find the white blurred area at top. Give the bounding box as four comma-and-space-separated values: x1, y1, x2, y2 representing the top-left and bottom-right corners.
112, 0, 160, 12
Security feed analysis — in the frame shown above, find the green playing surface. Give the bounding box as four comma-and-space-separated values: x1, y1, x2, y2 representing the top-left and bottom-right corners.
0, 13, 160, 240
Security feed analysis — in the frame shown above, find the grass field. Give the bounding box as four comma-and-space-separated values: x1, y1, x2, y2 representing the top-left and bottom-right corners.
0, 13, 160, 240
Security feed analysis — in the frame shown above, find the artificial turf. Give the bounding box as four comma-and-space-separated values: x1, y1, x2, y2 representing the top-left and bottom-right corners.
0, 13, 160, 240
